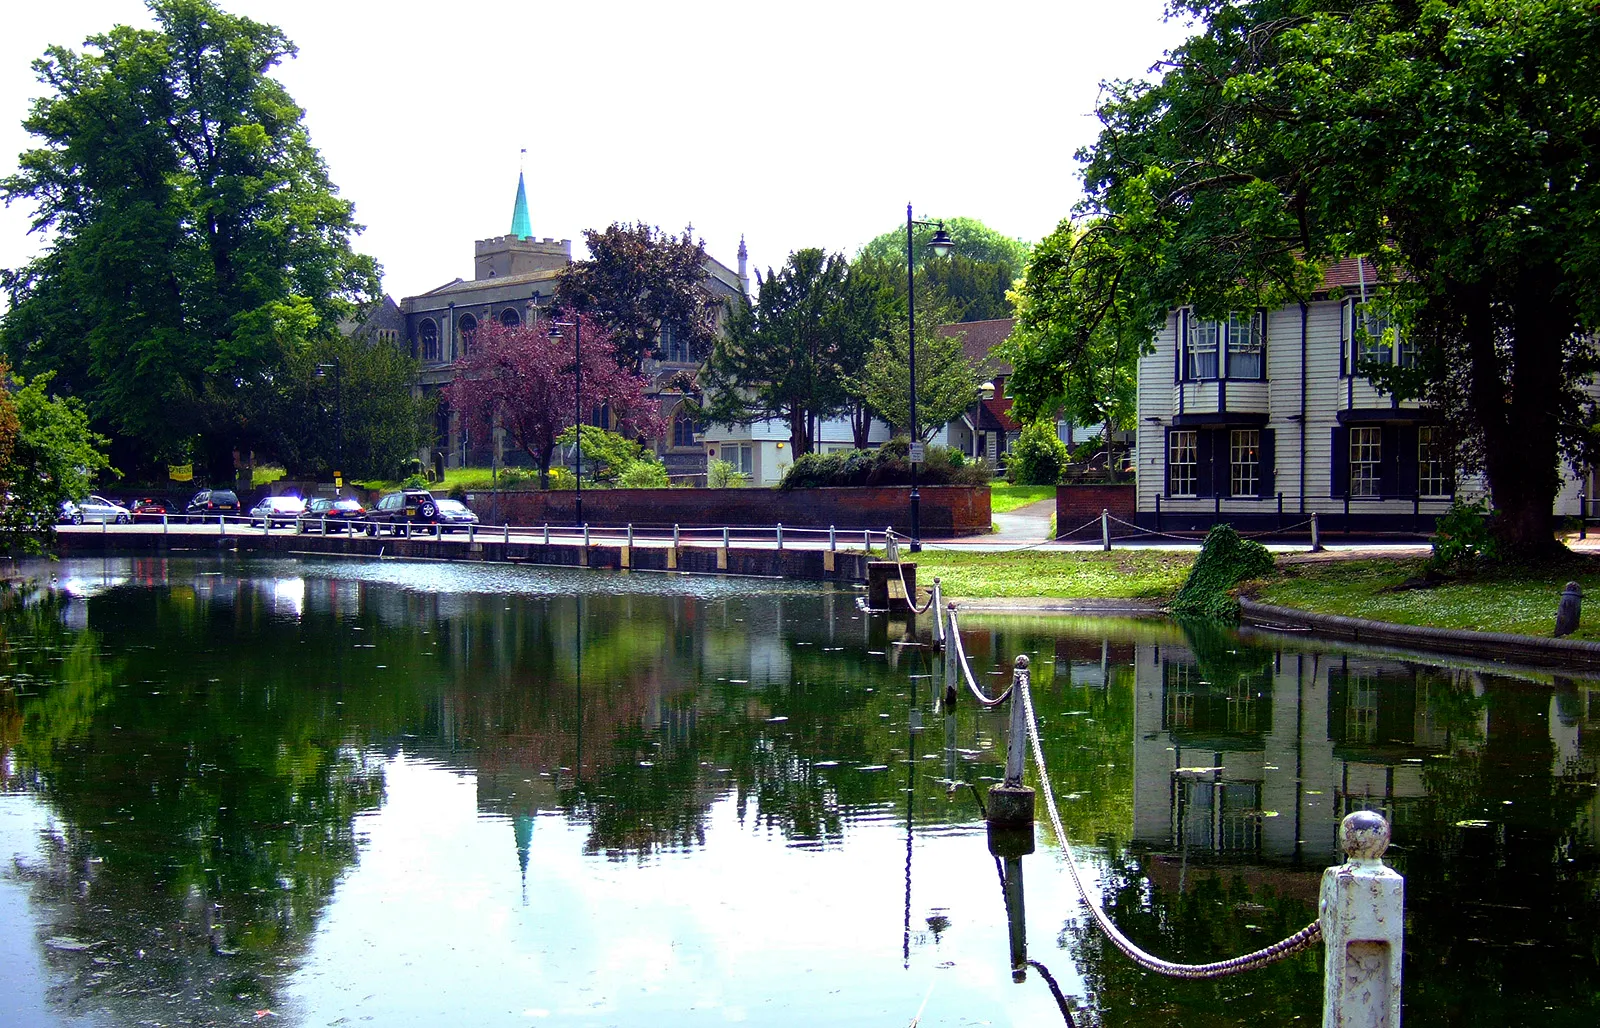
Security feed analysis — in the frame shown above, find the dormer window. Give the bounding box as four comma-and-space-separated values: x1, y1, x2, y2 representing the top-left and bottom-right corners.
1341, 298, 1412, 373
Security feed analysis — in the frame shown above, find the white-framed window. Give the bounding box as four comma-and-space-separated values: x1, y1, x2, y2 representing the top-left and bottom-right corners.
1185, 317, 1220, 379
1169, 430, 1198, 495
1418, 425, 1450, 498
717, 443, 753, 477
1224, 312, 1265, 378
1349, 426, 1382, 497
1342, 298, 1411, 370
1230, 429, 1261, 497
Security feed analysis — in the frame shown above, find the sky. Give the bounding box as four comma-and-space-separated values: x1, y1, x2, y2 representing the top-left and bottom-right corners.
0, 0, 1194, 303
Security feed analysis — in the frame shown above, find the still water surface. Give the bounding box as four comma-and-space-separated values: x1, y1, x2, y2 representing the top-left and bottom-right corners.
0, 556, 1595, 1026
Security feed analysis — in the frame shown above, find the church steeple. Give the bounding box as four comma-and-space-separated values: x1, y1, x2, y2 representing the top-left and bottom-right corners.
510, 156, 532, 240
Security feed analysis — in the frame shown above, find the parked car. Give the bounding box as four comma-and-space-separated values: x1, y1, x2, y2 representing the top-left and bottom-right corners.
186, 489, 241, 516
130, 497, 170, 520
75, 495, 132, 524
248, 495, 307, 528
299, 496, 366, 532
366, 488, 441, 535
58, 500, 81, 525
434, 497, 480, 533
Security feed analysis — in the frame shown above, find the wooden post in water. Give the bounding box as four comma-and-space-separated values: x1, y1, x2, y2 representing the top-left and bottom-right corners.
987, 656, 1035, 858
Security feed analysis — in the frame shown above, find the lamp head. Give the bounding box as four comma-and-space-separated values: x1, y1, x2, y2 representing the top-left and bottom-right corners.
927, 224, 955, 259
548, 323, 563, 340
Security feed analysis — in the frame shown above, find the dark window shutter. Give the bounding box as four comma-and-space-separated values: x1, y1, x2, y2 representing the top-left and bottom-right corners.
1397, 424, 1419, 498
1256, 308, 1268, 381
1339, 299, 1353, 378
1331, 426, 1349, 497
1260, 429, 1276, 498
1176, 310, 1187, 382
1197, 429, 1215, 497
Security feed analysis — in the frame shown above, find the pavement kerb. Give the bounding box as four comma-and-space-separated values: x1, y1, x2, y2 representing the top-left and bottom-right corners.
1239, 596, 1600, 669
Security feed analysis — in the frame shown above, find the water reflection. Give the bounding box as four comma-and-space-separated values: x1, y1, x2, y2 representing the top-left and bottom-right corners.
0, 559, 1594, 1026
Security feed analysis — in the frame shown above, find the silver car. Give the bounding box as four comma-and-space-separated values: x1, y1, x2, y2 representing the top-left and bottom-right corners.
74, 495, 131, 524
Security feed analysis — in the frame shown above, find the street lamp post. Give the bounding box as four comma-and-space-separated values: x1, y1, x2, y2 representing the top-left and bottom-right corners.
904, 206, 954, 552
549, 316, 583, 526
315, 359, 343, 495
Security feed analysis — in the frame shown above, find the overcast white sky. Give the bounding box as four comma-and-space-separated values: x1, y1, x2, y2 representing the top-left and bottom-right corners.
0, 1, 1192, 303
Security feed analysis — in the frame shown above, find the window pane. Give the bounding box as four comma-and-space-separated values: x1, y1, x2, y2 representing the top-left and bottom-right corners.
1225, 314, 1263, 379
1418, 425, 1449, 498
1230, 429, 1260, 497
1350, 426, 1382, 497
1187, 319, 1220, 379
1169, 430, 1198, 495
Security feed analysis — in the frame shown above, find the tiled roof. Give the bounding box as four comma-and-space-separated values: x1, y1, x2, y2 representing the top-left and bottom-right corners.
1321, 256, 1385, 291
981, 396, 1020, 433
936, 318, 1015, 376
419, 268, 565, 297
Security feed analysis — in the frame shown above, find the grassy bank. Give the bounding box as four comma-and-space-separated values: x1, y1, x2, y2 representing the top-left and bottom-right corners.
990, 483, 1055, 514
1253, 553, 1600, 641
913, 549, 1192, 600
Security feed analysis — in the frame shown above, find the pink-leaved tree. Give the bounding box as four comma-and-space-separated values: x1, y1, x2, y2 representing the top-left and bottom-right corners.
444, 316, 663, 487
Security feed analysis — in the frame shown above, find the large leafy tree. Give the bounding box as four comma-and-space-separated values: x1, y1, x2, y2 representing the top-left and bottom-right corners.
857, 216, 1031, 323
853, 299, 981, 443
0, 0, 380, 480
1010, 0, 1600, 555
0, 365, 113, 549
701, 249, 887, 455
556, 223, 723, 374
444, 317, 661, 487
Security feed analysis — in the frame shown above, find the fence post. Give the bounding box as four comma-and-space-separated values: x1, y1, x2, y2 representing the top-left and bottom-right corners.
864, 528, 871, 554
162, 513, 168, 536
543, 523, 550, 545
219, 515, 225, 536
583, 523, 590, 549
776, 523, 783, 550
829, 525, 836, 551
1311, 512, 1323, 552
723, 526, 731, 549
942, 603, 959, 708
931, 579, 944, 649
987, 656, 1035, 865
627, 523, 634, 549
1101, 508, 1111, 551
504, 523, 510, 544
673, 523, 680, 548
885, 527, 898, 562
1582, 491, 1588, 540
1321, 811, 1403, 1028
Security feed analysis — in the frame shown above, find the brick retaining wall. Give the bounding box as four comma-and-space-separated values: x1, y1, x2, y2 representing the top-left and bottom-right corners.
1055, 484, 1136, 539
462, 485, 990, 537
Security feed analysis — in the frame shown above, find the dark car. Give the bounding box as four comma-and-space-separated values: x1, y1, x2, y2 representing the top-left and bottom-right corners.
366, 488, 441, 535
299, 496, 366, 532
248, 495, 306, 528
186, 489, 241, 516
130, 497, 170, 520
433, 497, 480, 533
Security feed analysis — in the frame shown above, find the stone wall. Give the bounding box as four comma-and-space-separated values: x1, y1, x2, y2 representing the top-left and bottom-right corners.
461, 486, 991, 537
1055, 484, 1136, 539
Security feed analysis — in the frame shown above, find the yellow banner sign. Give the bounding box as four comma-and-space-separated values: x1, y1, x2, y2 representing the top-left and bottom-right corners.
168, 464, 193, 482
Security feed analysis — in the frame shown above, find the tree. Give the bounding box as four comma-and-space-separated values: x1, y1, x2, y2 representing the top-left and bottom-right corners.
702, 249, 887, 455
556, 223, 722, 374
1001, 219, 1145, 429
0, 365, 113, 547
444, 317, 661, 487
1011, 0, 1600, 555
0, 0, 380, 481
857, 217, 1032, 324
858, 216, 1031, 273
853, 302, 981, 443
266, 334, 435, 481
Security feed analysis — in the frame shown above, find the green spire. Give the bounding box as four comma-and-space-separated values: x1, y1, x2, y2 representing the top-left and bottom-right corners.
510, 171, 532, 240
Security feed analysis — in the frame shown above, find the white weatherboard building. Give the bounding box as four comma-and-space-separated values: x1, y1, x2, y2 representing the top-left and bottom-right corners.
1134, 257, 1588, 533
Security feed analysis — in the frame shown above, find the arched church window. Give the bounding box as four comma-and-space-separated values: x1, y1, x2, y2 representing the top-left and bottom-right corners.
499, 308, 521, 328
419, 318, 439, 362
458, 313, 478, 355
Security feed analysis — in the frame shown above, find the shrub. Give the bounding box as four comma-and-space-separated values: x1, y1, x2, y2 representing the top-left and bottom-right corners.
498, 467, 532, 486
1429, 498, 1498, 572
1007, 421, 1070, 485
402, 473, 429, 489
708, 458, 748, 488
547, 466, 576, 490
1170, 523, 1276, 620
617, 461, 670, 488
777, 440, 991, 489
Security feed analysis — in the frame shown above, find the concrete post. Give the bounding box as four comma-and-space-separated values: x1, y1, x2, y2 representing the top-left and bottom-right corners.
864, 528, 872, 554
468, 522, 475, 543
1321, 810, 1403, 1028
1101, 508, 1111, 551
930, 578, 944, 649
776, 523, 783, 550
504, 523, 510, 544
942, 603, 959, 708
987, 656, 1035, 854
627, 523, 634, 549
829, 525, 836, 551
1004, 656, 1028, 786
723, 526, 731, 549
673, 523, 680, 548
543, 523, 550, 545
583, 523, 590, 549
1311, 512, 1323, 552
219, 515, 225, 536
162, 513, 168, 536
886, 528, 899, 562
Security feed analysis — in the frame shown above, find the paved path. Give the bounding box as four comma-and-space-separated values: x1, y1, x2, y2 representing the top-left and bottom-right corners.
986, 498, 1056, 544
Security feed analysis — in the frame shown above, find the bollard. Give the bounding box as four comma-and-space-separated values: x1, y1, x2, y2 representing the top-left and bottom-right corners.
673, 523, 680, 548
543, 523, 550, 545
723, 526, 731, 549
1101, 508, 1111, 551
162, 513, 168, 536
219, 514, 225, 536
627, 523, 634, 548
885, 528, 899, 562
583, 523, 590, 549
1321, 811, 1403, 1028
102, 515, 107, 535
1556, 581, 1583, 638
987, 656, 1036, 857
468, 522, 475, 543
942, 603, 959, 708
864, 528, 872, 554
262, 515, 269, 537
1310, 512, 1323, 552
930, 579, 945, 649
504, 523, 510, 544
829, 525, 836, 551
776, 523, 783, 550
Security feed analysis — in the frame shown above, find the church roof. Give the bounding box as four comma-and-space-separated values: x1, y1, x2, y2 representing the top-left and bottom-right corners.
510, 172, 533, 240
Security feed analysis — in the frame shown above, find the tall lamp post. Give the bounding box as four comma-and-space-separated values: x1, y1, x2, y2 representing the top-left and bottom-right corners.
905, 206, 954, 552
549, 316, 583, 526
315, 359, 343, 495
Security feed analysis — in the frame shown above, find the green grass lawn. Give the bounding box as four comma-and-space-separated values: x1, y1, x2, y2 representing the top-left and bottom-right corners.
911, 548, 1192, 599
990, 483, 1055, 514
1253, 553, 1600, 640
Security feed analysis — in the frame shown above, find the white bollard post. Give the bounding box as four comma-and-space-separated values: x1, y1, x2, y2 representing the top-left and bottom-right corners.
162, 513, 168, 536
1311, 512, 1323, 552
583, 523, 590, 549
776, 523, 783, 550
219, 515, 225, 536
673, 523, 680, 548
543, 523, 550, 545
885, 527, 899, 563
829, 525, 836, 551
864, 528, 872, 553
504, 523, 510, 544
627, 523, 634, 548
468, 522, 475, 543
931, 578, 945, 649
1101, 508, 1111, 551
1321, 811, 1403, 1028
723, 526, 731, 549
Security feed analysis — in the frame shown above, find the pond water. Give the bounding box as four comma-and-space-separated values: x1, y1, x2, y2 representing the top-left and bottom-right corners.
0, 556, 1595, 1027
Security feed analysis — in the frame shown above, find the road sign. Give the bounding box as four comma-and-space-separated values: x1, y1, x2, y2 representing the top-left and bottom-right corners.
908, 442, 925, 463
334, 472, 343, 488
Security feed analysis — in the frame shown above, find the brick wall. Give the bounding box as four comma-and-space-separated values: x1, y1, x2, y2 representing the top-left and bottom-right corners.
1056, 484, 1136, 538
462, 485, 991, 536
